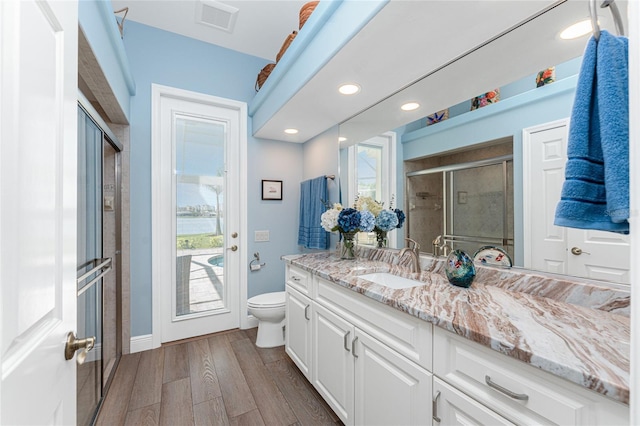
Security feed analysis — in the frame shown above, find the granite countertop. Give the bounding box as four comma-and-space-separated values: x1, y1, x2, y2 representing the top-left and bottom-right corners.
282, 250, 630, 405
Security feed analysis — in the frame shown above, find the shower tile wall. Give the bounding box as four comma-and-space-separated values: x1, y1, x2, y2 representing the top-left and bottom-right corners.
109, 123, 131, 354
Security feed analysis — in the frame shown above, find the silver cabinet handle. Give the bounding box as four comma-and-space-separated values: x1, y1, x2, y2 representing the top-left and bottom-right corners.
485, 375, 529, 401
343, 331, 351, 352
432, 390, 441, 423
304, 304, 310, 321
352, 336, 359, 358
291, 275, 301, 281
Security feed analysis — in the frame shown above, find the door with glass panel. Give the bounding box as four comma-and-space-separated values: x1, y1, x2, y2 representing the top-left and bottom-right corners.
157, 90, 241, 343
77, 105, 122, 425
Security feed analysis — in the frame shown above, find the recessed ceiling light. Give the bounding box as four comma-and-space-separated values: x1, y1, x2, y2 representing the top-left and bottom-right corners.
560, 19, 593, 40
338, 137, 347, 142
401, 102, 420, 111
338, 84, 361, 95
284, 128, 299, 135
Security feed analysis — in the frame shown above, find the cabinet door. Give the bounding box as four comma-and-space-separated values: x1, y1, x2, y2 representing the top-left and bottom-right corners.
313, 302, 355, 425
285, 287, 313, 379
354, 330, 432, 426
433, 378, 515, 426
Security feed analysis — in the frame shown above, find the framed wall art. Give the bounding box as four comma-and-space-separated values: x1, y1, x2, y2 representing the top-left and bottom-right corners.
262, 180, 283, 200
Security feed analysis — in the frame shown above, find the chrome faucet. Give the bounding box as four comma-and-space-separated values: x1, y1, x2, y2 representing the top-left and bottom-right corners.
399, 238, 421, 273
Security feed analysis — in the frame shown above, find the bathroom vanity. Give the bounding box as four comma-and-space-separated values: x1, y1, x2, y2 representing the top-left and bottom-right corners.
283, 249, 629, 426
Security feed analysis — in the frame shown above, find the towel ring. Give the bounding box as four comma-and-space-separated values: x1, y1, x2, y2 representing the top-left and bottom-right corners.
590, 0, 625, 41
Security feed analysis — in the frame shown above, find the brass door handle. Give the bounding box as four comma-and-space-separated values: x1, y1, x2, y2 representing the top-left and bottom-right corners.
230, 245, 238, 251
65, 332, 95, 364
570, 247, 590, 256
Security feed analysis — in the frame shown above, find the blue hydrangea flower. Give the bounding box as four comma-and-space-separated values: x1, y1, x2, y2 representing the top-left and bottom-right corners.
338, 208, 361, 233
359, 210, 375, 232
375, 209, 399, 231
394, 209, 406, 229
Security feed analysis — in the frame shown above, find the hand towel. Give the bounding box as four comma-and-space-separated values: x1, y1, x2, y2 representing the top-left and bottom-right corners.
298, 176, 329, 249
554, 30, 629, 234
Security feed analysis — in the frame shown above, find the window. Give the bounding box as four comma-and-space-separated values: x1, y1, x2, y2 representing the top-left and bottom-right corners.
346, 132, 397, 247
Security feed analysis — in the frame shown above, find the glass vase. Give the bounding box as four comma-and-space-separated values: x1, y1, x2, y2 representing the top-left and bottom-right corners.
375, 229, 388, 248
340, 232, 357, 260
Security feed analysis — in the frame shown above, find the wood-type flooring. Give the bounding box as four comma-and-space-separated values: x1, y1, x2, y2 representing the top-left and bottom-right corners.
95, 328, 342, 426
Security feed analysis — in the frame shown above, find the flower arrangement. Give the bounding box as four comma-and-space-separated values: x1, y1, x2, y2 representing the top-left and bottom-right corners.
320, 196, 405, 257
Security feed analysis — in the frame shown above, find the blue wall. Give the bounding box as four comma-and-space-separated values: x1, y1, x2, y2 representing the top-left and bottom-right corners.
124, 22, 303, 336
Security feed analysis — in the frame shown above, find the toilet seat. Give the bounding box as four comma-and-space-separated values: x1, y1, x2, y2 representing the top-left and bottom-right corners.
247, 291, 286, 308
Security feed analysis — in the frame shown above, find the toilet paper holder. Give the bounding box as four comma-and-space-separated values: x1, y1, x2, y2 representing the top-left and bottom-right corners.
250, 252, 266, 271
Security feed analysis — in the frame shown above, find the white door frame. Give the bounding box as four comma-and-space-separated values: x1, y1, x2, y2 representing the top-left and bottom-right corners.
151, 84, 248, 348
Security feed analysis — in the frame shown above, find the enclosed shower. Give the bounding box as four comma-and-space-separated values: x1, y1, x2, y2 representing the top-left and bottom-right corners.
76, 101, 122, 425
405, 139, 514, 259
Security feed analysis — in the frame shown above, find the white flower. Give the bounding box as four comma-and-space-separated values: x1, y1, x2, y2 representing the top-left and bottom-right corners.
321, 208, 339, 232
333, 203, 344, 211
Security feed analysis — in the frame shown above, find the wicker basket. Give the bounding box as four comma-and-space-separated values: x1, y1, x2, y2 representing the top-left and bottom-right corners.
255, 63, 276, 92
299, 1, 319, 29
276, 30, 298, 63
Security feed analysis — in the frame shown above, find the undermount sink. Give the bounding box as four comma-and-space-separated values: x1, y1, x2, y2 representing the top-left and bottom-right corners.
358, 272, 425, 289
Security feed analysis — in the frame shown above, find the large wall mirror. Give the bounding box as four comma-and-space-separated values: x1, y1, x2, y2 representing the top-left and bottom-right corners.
338, 0, 630, 285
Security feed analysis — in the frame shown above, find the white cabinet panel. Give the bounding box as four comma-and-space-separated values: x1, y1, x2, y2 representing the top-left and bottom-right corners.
313, 302, 355, 425
285, 286, 312, 380
355, 330, 432, 426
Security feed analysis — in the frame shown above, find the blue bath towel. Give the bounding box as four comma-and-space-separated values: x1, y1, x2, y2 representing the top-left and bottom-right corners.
554, 30, 629, 234
298, 176, 329, 249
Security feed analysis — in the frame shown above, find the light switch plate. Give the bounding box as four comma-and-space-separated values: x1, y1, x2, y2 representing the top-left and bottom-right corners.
254, 230, 269, 242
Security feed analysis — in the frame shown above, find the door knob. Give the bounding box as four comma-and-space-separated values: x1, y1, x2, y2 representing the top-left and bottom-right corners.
231, 232, 238, 238
570, 247, 590, 256
65, 332, 95, 364
230, 245, 238, 251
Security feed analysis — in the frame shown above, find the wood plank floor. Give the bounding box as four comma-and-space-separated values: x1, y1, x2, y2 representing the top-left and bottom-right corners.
96, 328, 342, 426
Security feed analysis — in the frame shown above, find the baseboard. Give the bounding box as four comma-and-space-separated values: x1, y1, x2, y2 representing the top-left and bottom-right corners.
130, 334, 154, 353
242, 315, 259, 330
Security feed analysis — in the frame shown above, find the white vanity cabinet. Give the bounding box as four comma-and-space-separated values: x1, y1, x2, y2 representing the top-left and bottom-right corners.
285, 265, 433, 426
285, 286, 313, 380
433, 327, 629, 426
285, 265, 313, 380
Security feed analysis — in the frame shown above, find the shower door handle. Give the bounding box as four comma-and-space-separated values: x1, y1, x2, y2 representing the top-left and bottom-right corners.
64, 332, 96, 364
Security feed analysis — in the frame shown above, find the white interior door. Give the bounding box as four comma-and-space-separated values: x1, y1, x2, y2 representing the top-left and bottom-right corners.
524, 120, 630, 283
153, 85, 246, 343
0, 0, 78, 424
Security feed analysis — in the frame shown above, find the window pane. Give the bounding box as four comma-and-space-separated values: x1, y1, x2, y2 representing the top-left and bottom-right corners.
175, 117, 226, 317
357, 144, 382, 200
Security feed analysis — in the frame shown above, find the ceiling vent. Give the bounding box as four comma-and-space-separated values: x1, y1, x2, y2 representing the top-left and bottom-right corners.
196, 0, 239, 33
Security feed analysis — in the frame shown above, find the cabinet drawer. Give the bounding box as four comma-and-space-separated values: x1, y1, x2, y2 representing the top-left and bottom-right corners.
433, 327, 628, 425
286, 265, 311, 296
316, 277, 432, 371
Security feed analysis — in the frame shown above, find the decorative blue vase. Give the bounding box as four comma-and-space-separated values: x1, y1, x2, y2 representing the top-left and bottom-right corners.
445, 250, 476, 288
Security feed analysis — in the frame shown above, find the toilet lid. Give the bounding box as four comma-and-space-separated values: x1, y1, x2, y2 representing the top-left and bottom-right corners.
248, 291, 286, 307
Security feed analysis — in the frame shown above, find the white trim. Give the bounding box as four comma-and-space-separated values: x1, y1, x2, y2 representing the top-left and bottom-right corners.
521, 118, 569, 269
242, 315, 259, 330
151, 84, 248, 347
130, 334, 154, 353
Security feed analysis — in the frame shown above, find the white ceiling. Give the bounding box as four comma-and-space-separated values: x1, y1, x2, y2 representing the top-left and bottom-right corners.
110, 0, 308, 60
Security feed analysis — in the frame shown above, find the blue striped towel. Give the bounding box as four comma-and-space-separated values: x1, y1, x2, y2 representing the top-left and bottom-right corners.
298, 176, 329, 249
554, 30, 629, 234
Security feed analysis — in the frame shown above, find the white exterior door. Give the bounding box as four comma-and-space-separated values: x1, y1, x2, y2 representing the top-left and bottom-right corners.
0, 0, 78, 424
152, 85, 246, 344
523, 120, 630, 283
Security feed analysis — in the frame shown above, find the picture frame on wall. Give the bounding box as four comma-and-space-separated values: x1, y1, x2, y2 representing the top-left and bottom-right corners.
262, 180, 283, 200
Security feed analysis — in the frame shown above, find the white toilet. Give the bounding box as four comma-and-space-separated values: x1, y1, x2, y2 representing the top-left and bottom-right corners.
247, 291, 286, 348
